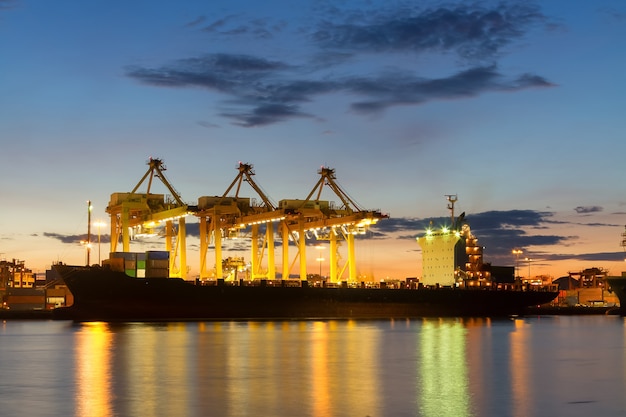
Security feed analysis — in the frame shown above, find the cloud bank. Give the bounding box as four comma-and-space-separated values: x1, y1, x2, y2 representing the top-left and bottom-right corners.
44, 209, 623, 267
126, 1, 554, 127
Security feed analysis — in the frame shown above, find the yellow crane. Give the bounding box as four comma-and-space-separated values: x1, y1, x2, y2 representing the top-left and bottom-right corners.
106, 158, 193, 278
196, 162, 291, 280
280, 167, 388, 282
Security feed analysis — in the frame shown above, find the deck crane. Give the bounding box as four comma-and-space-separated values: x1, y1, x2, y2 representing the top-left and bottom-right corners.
196, 162, 293, 280
105, 158, 194, 278
279, 167, 388, 282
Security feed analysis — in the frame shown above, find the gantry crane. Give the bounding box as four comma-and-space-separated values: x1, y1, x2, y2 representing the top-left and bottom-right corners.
279, 167, 388, 282
196, 162, 293, 280
106, 158, 194, 278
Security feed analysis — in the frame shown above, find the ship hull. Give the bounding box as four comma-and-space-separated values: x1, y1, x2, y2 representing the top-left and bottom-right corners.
53, 265, 558, 321
607, 276, 626, 314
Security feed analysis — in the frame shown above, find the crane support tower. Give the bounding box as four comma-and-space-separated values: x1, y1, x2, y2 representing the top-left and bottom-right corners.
196, 164, 387, 283
106, 158, 194, 278
279, 167, 388, 282
196, 162, 291, 280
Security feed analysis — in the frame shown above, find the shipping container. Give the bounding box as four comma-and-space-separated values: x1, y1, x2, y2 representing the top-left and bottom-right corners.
146, 251, 169, 260
147, 259, 169, 269
146, 268, 168, 278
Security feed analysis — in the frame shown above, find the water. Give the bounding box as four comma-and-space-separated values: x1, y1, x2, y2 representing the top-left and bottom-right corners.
1, 316, 625, 417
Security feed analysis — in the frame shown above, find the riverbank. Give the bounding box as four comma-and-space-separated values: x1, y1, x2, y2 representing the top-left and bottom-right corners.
1, 306, 623, 320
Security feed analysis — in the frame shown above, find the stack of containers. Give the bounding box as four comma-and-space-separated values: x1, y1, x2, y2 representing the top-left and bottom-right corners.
146, 251, 169, 278
110, 252, 167, 278
136, 252, 147, 277
110, 252, 138, 276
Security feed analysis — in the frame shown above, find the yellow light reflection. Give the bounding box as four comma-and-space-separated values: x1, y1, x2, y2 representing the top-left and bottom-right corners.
75, 322, 113, 417
418, 319, 470, 417
311, 321, 331, 417
510, 319, 531, 417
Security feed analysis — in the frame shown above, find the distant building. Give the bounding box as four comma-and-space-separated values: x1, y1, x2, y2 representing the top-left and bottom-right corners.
0, 259, 72, 310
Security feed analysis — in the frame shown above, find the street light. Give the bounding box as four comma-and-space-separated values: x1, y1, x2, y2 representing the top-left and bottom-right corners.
316, 257, 324, 278
93, 220, 107, 265
316, 245, 325, 279
86, 200, 92, 266
524, 257, 533, 282
512, 249, 523, 279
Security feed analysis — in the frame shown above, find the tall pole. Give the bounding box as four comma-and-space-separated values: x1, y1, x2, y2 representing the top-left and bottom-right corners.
98, 224, 101, 265
316, 245, 324, 279
87, 200, 92, 266
512, 249, 523, 279
525, 257, 532, 281
94, 220, 106, 265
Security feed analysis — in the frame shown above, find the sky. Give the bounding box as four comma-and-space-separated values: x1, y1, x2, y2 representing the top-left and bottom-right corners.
1, 0, 625, 280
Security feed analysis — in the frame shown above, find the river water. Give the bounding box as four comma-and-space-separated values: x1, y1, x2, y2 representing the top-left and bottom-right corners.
1, 316, 625, 417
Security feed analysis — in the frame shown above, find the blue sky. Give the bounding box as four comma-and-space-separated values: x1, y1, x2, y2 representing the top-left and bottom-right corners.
1, 0, 625, 279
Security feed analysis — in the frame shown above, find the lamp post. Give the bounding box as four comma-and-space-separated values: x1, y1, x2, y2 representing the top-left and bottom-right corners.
93, 220, 107, 265
512, 249, 523, 279
524, 257, 533, 282
86, 200, 92, 266
316, 245, 325, 279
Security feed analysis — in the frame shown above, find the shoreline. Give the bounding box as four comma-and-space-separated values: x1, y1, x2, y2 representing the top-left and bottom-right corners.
1, 306, 622, 321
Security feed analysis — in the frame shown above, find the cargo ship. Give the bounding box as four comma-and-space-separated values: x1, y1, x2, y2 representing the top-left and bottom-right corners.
52, 263, 557, 321
52, 196, 558, 321
605, 226, 626, 314
606, 275, 626, 314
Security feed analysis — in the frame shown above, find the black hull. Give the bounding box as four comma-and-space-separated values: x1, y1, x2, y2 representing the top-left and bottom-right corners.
607, 277, 626, 315
54, 265, 559, 321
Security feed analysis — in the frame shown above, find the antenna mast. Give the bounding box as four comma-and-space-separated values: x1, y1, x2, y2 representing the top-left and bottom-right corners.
445, 194, 458, 227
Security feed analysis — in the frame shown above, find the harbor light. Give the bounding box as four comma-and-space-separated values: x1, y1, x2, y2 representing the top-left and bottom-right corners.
93, 220, 107, 265
524, 257, 533, 281
512, 249, 523, 278
316, 245, 325, 278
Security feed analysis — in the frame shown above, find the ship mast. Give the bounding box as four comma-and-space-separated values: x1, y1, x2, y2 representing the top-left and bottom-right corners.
621, 225, 626, 260
445, 194, 457, 228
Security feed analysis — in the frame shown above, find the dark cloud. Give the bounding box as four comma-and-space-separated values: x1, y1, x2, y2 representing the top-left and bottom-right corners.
347, 65, 554, 114
0, 0, 17, 10
220, 103, 313, 127
547, 252, 625, 262
598, 7, 626, 22
128, 57, 552, 126
375, 209, 602, 268
312, 3, 544, 60
185, 15, 207, 28
185, 222, 199, 237
197, 120, 220, 129
45, 232, 111, 245
575, 206, 603, 214
44, 208, 622, 271
127, 54, 289, 88
126, 2, 554, 127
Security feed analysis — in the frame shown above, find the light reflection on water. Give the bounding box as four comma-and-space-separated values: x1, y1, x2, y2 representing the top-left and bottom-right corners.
75, 323, 113, 417
418, 319, 469, 417
1, 317, 626, 417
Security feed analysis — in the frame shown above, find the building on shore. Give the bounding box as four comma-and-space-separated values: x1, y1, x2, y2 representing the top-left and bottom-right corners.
0, 258, 72, 310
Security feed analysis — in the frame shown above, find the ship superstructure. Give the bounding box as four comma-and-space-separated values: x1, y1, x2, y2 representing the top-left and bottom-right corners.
417, 196, 491, 287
